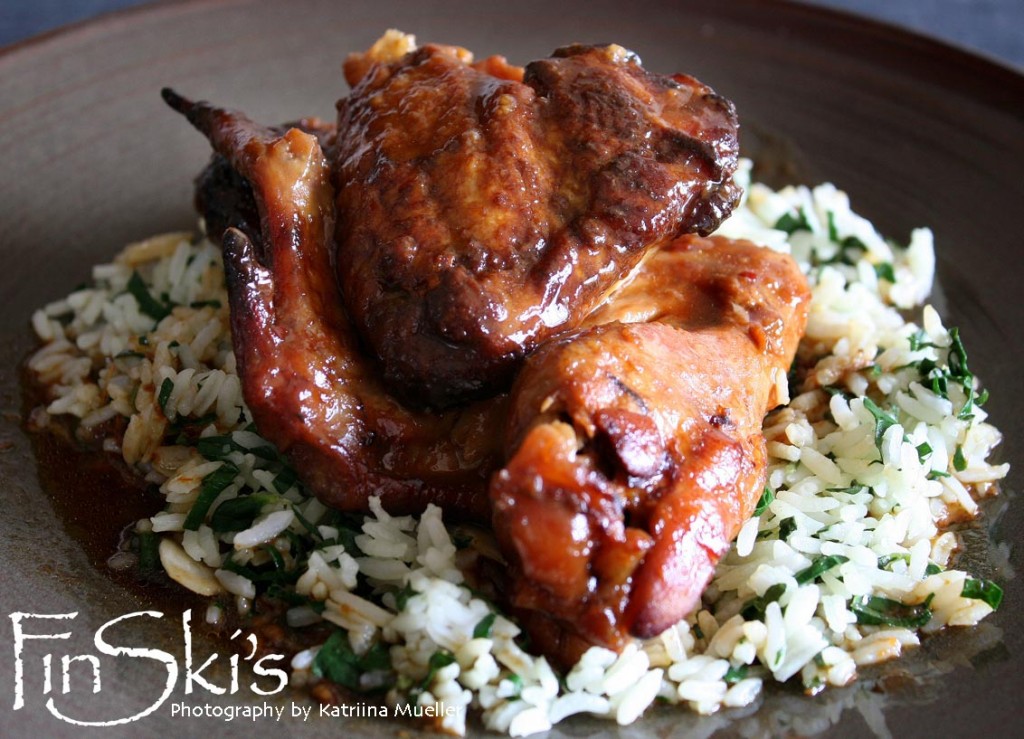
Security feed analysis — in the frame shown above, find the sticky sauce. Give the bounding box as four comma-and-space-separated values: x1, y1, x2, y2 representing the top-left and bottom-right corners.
22, 373, 205, 614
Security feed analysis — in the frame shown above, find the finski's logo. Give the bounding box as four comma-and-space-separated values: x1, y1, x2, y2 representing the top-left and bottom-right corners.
9, 610, 287, 726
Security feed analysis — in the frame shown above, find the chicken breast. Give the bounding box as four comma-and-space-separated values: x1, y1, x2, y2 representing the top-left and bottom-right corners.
334, 36, 740, 407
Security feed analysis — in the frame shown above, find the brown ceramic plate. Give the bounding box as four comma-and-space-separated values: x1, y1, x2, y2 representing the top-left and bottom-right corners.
1, 0, 1022, 736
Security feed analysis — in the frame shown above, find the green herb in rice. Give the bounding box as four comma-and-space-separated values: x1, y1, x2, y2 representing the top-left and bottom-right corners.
26, 163, 1009, 736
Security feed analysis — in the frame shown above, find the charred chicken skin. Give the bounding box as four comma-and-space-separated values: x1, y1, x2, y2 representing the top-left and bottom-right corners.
164, 33, 809, 664
336, 35, 740, 407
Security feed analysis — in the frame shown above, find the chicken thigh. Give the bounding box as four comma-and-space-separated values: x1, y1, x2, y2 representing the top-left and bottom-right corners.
490, 235, 810, 664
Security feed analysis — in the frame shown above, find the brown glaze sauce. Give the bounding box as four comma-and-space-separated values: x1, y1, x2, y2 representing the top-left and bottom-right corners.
23, 368, 200, 610
22, 369, 337, 673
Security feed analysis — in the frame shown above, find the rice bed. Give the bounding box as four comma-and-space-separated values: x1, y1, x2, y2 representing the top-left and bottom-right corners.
27, 161, 1008, 736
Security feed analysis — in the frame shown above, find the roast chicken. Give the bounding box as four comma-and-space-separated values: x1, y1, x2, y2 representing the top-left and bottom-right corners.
164, 33, 809, 663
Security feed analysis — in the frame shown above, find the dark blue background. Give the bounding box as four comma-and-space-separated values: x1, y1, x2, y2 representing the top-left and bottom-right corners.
2, 0, 1023, 68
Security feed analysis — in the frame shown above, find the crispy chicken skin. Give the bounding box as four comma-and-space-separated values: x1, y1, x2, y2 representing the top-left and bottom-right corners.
335, 37, 740, 407
490, 236, 810, 664
163, 89, 504, 520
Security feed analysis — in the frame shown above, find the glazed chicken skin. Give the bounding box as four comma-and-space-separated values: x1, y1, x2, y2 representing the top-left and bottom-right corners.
164, 34, 809, 666
163, 89, 505, 520
335, 34, 741, 407
490, 235, 810, 665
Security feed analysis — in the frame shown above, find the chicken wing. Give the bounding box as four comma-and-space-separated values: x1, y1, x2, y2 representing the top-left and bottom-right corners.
334, 36, 741, 407
490, 236, 810, 664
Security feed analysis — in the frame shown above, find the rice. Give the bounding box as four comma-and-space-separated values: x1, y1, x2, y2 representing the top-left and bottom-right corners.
25, 160, 1008, 735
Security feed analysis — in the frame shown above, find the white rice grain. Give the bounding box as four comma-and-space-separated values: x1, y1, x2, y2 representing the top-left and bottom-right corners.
234, 509, 295, 549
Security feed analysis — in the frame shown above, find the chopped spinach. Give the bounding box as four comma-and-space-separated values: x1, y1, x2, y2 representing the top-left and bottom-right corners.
873, 262, 896, 283
394, 582, 417, 612
127, 270, 173, 321
953, 445, 967, 472
877, 553, 909, 570
220, 552, 295, 585
961, 578, 1003, 610
420, 650, 456, 691
754, 486, 775, 516
774, 208, 812, 235
795, 555, 849, 585
826, 210, 839, 242
850, 594, 933, 629
313, 630, 393, 692
473, 613, 498, 639
723, 664, 748, 684
908, 329, 935, 352
157, 377, 174, 413
182, 463, 239, 530
741, 583, 787, 621
861, 397, 900, 457
208, 492, 280, 533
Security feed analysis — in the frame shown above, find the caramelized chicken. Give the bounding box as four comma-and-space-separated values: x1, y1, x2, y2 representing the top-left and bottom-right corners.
335, 36, 740, 407
193, 117, 335, 250
490, 236, 810, 664
162, 89, 504, 520
165, 34, 809, 666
